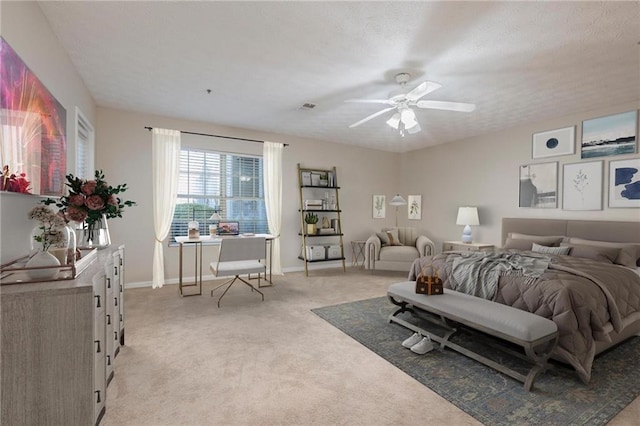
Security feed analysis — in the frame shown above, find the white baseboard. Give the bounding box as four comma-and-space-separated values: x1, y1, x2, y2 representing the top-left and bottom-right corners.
125, 260, 348, 289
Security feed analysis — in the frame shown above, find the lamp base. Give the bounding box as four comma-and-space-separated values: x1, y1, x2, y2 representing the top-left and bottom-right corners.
461, 225, 472, 243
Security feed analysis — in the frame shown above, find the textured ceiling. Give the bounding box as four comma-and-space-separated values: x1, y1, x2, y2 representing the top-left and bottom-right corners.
38, 1, 640, 153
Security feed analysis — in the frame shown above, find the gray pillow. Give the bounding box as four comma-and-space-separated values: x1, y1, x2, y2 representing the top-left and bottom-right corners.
376, 232, 390, 246
508, 233, 564, 247
503, 238, 535, 251
561, 243, 619, 264
567, 238, 637, 268
532, 242, 571, 256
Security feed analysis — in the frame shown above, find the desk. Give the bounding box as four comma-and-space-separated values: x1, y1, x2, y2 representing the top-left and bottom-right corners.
175, 234, 274, 297
351, 240, 366, 268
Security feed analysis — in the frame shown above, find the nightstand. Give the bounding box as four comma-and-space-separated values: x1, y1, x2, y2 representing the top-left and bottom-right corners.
442, 241, 494, 252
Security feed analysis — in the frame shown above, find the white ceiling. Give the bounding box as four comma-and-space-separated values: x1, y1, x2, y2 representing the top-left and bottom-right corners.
38, 1, 640, 153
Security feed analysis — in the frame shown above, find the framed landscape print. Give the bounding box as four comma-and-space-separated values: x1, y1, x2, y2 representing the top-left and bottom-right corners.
407, 195, 421, 220
562, 161, 602, 211
373, 195, 385, 218
519, 162, 557, 208
609, 158, 640, 208
581, 110, 637, 159
532, 126, 575, 159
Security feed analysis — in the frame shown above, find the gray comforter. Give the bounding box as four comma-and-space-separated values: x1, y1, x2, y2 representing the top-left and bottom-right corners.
409, 252, 640, 383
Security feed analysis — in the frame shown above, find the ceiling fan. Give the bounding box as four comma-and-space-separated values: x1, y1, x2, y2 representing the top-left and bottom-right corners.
346, 73, 476, 136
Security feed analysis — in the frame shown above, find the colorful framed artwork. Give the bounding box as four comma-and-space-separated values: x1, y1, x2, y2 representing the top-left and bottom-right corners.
373, 195, 385, 219
519, 162, 557, 208
532, 126, 575, 159
0, 36, 67, 196
562, 161, 603, 211
581, 110, 637, 159
408, 195, 421, 220
609, 158, 640, 208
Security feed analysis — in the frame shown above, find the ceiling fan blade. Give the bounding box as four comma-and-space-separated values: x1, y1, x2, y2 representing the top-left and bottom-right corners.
416, 100, 476, 112
345, 99, 394, 105
405, 81, 442, 101
348, 106, 396, 128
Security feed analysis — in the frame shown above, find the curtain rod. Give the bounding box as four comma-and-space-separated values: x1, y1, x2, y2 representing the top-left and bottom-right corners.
144, 126, 288, 146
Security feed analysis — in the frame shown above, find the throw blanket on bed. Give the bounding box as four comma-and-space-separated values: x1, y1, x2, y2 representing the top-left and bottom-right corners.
409, 253, 640, 384
451, 252, 550, 299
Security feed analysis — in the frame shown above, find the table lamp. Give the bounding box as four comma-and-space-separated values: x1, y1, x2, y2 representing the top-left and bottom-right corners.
209, 212, 222, 235
389, 194, 407, 227
456, 207, 479, 243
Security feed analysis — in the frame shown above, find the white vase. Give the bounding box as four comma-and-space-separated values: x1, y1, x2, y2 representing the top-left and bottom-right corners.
26, 251, 61, 280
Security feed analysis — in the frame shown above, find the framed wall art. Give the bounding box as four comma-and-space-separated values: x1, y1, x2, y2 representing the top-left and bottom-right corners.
532, 126, 575, 159
0, 37, 67, 196
609, 158, 640, 208
407, 195, 421, 220
562, 161, 602, 211
373, 195, 385, 218
581, 110, 637, 159
519, 162, 557, 208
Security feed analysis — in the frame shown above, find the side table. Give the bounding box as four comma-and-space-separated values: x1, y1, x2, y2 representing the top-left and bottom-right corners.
442, 241, 494, 253
351, 240, 366, 268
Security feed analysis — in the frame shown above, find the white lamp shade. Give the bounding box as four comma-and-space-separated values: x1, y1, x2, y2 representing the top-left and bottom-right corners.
456, 207, 479, 226
389, 194, 407, 206
209, 212, 222, 221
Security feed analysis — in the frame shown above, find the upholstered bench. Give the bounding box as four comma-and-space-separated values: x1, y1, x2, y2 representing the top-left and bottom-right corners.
387, 281, 558, 391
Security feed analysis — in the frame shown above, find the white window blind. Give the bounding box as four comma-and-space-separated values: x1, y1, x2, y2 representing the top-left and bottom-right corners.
75, 108, 94, 179
170, 147, 268, 239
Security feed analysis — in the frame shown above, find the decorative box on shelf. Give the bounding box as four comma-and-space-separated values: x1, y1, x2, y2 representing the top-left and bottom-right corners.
0, 248, 98, 285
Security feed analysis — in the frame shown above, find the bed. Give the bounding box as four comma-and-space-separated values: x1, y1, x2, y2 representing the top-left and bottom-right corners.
408, 218, 640, 383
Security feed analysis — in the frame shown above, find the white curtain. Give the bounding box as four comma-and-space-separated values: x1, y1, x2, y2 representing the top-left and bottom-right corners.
263, 141, 283, 275
152, 128, 181, 288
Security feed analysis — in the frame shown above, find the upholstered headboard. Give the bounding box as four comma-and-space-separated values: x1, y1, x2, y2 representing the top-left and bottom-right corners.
501, 218, 640, 266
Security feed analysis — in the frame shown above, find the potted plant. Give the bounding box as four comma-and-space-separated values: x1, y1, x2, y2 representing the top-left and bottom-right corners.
304, 212, 319, 235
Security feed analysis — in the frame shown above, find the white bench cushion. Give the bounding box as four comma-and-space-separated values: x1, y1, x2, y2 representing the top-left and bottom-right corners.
388, 281, 557, 343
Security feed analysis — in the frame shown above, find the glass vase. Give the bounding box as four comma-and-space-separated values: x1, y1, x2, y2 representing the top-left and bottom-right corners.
76, 214, 111, 250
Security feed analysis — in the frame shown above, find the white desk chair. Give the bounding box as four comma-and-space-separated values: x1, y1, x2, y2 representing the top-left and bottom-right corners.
209, 237, 266, 307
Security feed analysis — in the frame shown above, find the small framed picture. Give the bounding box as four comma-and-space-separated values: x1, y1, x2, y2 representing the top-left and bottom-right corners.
532, 126, 575, 159
408, 195, 421, 220
373, 195, 385, 218
310, 172, 321, 186
562, 161, 602, 211
609, 158, 640, 208
582, 110, 637, 159
301, 171, 312, 186
519, 162, 557, 208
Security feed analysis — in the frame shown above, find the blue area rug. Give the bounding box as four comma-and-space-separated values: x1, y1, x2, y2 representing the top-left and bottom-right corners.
312, 297, 640, 425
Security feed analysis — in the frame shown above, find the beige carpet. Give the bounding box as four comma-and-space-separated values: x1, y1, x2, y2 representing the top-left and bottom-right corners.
103, 268, 640, 425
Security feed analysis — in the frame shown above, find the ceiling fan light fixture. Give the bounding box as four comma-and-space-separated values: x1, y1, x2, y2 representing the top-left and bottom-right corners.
386, 113, 401, 129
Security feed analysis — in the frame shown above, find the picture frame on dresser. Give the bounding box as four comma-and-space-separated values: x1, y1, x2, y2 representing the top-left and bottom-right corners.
532, 126, 575, 159
562, 161, 603, 211
609, 158, 640, 208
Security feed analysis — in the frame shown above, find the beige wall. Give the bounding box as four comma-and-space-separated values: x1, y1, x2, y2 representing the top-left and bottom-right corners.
96, 107, 401, 284
399, 101, 640, 252
0, 2, 96, 263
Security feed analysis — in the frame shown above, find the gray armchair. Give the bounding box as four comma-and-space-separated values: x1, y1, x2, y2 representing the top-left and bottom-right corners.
365, 227, 435, 272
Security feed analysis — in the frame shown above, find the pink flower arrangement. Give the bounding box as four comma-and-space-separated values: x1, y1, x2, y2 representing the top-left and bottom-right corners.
43, 170, 135, 239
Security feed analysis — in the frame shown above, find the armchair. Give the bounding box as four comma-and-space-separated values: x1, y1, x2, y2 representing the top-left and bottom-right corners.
365, 227, 435, 272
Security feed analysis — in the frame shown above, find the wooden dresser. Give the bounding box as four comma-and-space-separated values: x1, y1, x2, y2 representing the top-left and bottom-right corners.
1, 245, 125, 425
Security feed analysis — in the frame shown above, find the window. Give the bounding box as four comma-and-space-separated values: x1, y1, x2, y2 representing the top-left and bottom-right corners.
170, 147, 268, 240
75, 108, 94, 179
